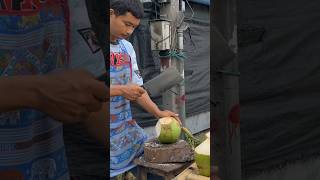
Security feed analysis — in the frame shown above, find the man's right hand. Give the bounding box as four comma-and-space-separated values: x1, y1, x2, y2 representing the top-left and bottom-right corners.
33, 69, 108, 123
120, 83, 146, 101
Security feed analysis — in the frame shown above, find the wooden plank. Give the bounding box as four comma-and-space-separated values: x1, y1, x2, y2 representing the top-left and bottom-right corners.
134, 156, 192, 173
134, 156, 192, 179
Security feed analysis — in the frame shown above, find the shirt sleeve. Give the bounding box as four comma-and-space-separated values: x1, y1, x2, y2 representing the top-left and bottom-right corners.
69, 1, 106, 77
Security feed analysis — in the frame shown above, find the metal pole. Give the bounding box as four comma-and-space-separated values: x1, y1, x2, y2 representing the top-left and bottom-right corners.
177, 27, 186, 126
159, 0, 186, 126
213, 0, 242, 179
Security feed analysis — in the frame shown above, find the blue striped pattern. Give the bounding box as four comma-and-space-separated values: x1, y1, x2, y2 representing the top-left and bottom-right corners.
110, 40, 148, 170
0, 1, 69, 179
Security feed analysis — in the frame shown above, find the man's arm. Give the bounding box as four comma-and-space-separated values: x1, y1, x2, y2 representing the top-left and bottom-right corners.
0, 76, 40, 112
0, 70, 108, 123
0, 71, 109, 145
110, 85, 125, 96
135, 92, 161, 118
110, 84, 146, 100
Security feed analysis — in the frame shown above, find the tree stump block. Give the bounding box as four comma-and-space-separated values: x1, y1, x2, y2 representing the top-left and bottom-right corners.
144, 138, 194, 163
134, 156, 192, 180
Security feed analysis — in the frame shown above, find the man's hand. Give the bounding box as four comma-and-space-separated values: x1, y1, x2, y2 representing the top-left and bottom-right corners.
120, 83, 146, 101
156, 110, 182, 125
34, 69, 108, 123
134, 91, 182, 125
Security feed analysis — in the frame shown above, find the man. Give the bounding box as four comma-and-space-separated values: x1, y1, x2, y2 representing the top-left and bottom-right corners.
109, 0, 180, 176
63, 0, 108, 180
0, 1, 107, 179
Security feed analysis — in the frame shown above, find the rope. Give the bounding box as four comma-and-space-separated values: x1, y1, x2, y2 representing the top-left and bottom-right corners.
159, 50, 186, 61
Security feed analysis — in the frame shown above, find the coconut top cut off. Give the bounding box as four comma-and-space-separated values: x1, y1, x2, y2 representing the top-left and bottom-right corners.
155, 117, 174, 138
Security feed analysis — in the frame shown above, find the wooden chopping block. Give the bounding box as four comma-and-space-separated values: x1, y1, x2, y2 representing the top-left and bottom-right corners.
144, 139, 194, 163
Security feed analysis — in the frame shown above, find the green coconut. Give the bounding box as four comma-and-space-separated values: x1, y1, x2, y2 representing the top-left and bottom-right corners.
155, 117, 181, 144
195, 137, 210, 177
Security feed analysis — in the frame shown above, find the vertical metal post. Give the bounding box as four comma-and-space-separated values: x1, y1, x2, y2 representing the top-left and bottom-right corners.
158, 0, 186, 126
176, 28, 186, 125
213, 0, 242, 179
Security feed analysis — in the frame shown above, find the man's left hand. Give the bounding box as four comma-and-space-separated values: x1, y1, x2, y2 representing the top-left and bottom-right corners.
156, 110, 182, 125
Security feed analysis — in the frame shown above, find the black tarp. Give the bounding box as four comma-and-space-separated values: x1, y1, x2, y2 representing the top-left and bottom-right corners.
238, 0, 320, 178
212, 0, 241, 179
130, 2, 210, 127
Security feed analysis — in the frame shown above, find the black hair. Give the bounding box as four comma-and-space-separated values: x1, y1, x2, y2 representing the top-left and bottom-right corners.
110, 0, 144, 19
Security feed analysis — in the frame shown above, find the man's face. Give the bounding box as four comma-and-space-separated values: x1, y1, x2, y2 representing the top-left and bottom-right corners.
110, 9, 140, 41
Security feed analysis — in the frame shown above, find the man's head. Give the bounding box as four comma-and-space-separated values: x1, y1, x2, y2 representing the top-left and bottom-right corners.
110, 0, 144, 42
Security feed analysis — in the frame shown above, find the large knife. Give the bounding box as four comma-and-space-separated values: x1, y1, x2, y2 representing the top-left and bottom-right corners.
142, 67, 183, 97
